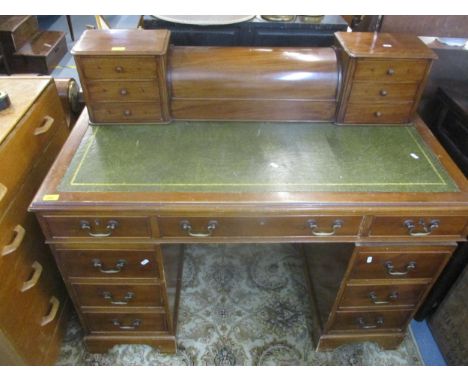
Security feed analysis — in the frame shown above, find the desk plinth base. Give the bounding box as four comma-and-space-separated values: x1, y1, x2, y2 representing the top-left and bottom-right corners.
316, 333, 405, 351
84, 335, 177, 354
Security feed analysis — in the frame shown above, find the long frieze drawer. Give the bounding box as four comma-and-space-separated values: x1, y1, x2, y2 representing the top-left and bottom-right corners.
328, 309, 413, 333
353, 59, 428, 82
348, 82, 420, 103
41, 216, 152, 240
76, 56, 158, 79
157, 216, 363, 238
89, 102, 162, 123
343, 103, 413, 124
349, 246, 454, 280
369, 216, 468, 239
339, 283, 428, 309
55, 248, 160, 279
71, 283, 164, 308
85, 80, 160, 103
0, 82, 66, 213
83, 312, 168, 333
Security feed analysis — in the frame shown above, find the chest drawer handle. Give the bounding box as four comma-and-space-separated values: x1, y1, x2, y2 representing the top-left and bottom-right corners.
387, 68, 395, 76
41, 296, 60, 326
369, 291, 399, 305
0, 182, 7, 203
92, 258, 127, 273
384, 260, 416, 276
21, 261, 43, 292
180, 220, 218, 237
357, 316, 384, 329
80, 219, 119, 237
119, 88, 128, 96
404, 219, 439, 236
115, 66, 124, 73
379, 89, 388, 96
103, 291, 135, 305
112, 318, 141, 330
307, 219, 343, 236
34, 115, 55, 135
2, 224, 26, 256
123, 109, 132, 117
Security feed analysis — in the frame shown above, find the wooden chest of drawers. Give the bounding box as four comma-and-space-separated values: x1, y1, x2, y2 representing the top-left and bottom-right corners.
0, 77, 69, 365
72, 30, 171, 124
335, 32, 437, 124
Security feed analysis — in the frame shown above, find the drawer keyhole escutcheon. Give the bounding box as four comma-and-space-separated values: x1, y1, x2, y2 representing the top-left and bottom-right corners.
92, 258, 127, 274
102, 291, 135, 305
404, 218, 439, 236
80, 219, 119, 237
180, 220, 218, 237
112, 319, 141, 330
384, 260, 416, 276
357, 317, 384, 329
369, 291, 399, 304
307, 219, 343, 236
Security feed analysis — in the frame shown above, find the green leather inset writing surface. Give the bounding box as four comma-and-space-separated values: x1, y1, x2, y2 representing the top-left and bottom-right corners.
58, 122, 459, 193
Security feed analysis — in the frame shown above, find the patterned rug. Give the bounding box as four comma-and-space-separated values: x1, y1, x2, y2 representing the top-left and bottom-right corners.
57, 244, 422, 366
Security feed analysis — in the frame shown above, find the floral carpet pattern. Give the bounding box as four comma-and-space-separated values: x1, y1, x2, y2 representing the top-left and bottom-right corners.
57, 244, 422, 366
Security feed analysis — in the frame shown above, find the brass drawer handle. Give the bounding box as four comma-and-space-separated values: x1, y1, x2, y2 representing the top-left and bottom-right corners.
379, 89, 388, 96
0, 182, 7, 203
307, 219, 343, 236
387, 68, 395, 76
369, 291, 399, 305
112, 318, 141, 330
384, 260, 416, 276
92, 258, 127, 274
80, 219, 119, 237
102, 291, 135, 305
2, 225, 26, 256
119, 88, 128, 96
34, 115, 55, 135
21, 261, 43, 292
41, 296, 60, 326
404, 219, 439, 237
357, 316, 384, 329
180, 220, 218, 237
115, 65, 124, 73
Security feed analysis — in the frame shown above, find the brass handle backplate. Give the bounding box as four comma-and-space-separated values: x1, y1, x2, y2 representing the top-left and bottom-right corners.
180, 220, 218, 237
80, 219, 119, 237
307, 219, 343, 236
112, 319, 141, 330
102, 291, 135, 305
369, 291, 399, 305
357, 316, 384, 329
404, 219, 439, 237
92, 258, 127, 274
385, 260, 416, 276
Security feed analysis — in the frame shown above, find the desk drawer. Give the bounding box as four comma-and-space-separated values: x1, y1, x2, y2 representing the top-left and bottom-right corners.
349, 246, 453, 280
339, 283, 427, 309
157, 215, 362, 239
83, 311, 168, 333
42, 216, 152, 240
55, 248, 160, 279
328, 309, 412, 333
86, 80, 160, 103
77, 56, 158, 79
369, 216, 468, 239
354, 59, 428, 82
348, 82, 419, 103
343, 102, 413, 124
72, 283, 164, 308
0, 82, 66, 213
89, 102, 162, 123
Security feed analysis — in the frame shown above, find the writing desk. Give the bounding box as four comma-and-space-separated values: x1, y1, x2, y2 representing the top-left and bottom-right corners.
30, 111, 468, 352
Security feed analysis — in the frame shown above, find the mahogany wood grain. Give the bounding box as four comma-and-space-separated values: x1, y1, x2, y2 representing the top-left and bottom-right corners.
85, 80, 160, 103
348, 82, 420, 103
76, 56, 158, 80
89, 102, 163, 123
353, 59, 430, 82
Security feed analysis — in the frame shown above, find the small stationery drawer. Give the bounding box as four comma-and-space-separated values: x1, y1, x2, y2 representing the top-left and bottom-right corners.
349, 246, 453, 280
348, 82, 419, 103
353, 59, 428, 82
85, 80, 160, 103
369, 216, 468, 239
72, 283, 164, 308
55, 248, 160, 279
77, 56, 158, 79
0, 82, 66, 212
89, 102, 162, 123
157, 215, 362, 238
328, 309, 412, 333
343, 103, 413, 124
83, 312, 168, 333
42, 215, 152, 240
339, 283, 427, 309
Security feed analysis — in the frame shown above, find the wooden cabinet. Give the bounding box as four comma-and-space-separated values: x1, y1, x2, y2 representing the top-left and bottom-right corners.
0, 77, 69, 365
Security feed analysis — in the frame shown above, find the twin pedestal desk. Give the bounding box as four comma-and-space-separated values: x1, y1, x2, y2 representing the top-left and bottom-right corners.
30, 30, 468, 354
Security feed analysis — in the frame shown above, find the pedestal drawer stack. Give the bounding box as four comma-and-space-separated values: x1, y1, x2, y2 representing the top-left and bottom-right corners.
0, 77, 69, 365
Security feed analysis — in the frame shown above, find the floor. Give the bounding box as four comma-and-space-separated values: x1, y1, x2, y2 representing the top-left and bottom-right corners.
36, 15, 448, 366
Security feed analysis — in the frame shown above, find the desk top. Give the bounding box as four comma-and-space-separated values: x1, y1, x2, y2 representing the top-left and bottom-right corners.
31, 111, 468, 210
